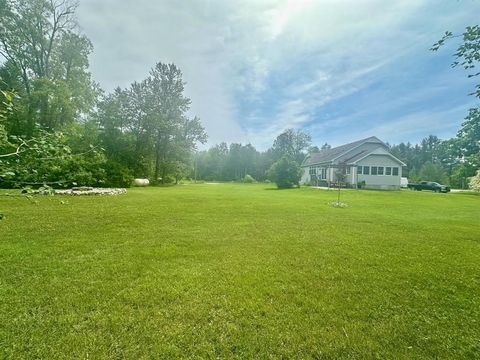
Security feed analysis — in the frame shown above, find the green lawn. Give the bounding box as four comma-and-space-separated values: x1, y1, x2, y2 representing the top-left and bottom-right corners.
1, 184, 479, 359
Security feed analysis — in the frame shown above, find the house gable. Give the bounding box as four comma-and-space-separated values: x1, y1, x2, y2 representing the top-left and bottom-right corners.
350, 147, 406, 166
303, 136, 387, 167
333, 142, 389, 165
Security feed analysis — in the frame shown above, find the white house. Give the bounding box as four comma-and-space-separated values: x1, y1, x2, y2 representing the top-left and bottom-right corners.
301, 136, 406, 190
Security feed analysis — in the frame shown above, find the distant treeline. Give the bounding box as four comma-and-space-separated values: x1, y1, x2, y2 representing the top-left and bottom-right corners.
194, 123, 479, 189
389, 130, 479, 188
1, 1, 478, 189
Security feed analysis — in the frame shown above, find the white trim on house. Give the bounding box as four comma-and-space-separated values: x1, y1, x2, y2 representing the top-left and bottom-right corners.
301, 136, 405, 190
351, 148, 406, 166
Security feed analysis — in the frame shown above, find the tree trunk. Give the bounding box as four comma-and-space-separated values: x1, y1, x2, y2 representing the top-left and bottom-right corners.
154, 137, 161, 182
161, 153, 166, 184
21, 69, 35, 138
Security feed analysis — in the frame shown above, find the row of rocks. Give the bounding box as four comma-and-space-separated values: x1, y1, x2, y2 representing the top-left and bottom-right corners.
55, 188, 127, 196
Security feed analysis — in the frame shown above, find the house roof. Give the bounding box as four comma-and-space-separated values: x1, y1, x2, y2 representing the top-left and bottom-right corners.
349, 147, 407, 166
302, 136, 388, 166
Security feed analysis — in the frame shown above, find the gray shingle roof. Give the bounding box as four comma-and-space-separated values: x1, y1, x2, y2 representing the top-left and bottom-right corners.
303, 136, 385, 166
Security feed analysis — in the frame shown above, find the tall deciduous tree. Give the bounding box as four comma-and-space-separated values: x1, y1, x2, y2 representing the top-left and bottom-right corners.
271, 128, 311, 164
95, 62, 207, 182
0, 0, 97, 136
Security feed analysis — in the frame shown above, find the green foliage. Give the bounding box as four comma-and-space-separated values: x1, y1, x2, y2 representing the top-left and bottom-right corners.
268, 156, 302, 189
243, 174, 255, 183
194, 131, 313, 183
0, 88, 14, 147
171, 160, 190, 184
271, 128, 311, 164
102, 159, 134, 188
419, 161, 448, 184
408, 168, 420, 182
430, 25, 480, 187
450, 162, 476, 189
469, 169, 480, 191
0, 0, 98, 136
195, 142, 271, 181
95, 63, 206, 183
0, 129, 106, 188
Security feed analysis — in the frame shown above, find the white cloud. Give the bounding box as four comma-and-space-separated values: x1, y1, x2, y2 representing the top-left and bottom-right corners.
352, 104, 471, 145
76, 0, 480, 148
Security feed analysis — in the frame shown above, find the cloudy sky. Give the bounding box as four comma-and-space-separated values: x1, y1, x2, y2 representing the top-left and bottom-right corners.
77, 0, 479, 149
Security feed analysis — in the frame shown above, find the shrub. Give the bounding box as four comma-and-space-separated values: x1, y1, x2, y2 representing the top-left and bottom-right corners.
268, 156, 302, 189
243, 174, 256, 183
103, 160, 134, 188
1, 130, 107, 188
469, 170, 480, 191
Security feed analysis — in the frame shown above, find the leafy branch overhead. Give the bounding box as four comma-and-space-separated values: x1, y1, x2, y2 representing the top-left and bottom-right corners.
431, 26, 480, 94
428, 24, 480, 188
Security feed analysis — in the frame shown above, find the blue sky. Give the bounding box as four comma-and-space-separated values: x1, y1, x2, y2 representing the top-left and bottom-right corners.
77, 0, 480, 149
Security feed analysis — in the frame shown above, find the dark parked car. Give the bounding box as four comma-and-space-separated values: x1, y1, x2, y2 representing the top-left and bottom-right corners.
407, 181, 450, 193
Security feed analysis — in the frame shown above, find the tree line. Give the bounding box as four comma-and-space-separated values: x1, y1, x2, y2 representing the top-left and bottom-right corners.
194, 129, 311, 182
0, 0, 479, 189
0, 0, 206, 187
390, 130, 478, 189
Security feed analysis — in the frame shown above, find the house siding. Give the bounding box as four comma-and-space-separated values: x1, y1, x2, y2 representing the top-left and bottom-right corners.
356, 154, 402, 190
301, 167, 310, 184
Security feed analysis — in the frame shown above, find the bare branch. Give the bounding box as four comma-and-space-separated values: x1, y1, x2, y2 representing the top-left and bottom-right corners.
0, 139, 29, 158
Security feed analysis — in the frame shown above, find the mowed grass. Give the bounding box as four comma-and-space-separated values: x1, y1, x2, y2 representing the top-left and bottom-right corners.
1, 184, 479, 359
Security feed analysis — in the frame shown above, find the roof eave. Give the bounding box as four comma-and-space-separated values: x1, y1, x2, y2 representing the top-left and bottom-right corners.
330, 137, 388, 162
351, 152, 406, 166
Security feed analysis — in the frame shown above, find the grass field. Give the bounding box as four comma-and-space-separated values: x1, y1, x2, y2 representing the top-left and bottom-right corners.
1, 184, 479, 359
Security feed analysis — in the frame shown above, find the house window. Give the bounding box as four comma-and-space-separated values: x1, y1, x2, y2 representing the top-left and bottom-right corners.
392, 167, 399, 176
386, 167, 392, 175
363, 166, 370, 175
321, 168, 327, 179
346, 167, 351, 175
378, 167, 384, 175
371, 166, 378, 175
309, 166, 316, 175
357, 166, 363, 175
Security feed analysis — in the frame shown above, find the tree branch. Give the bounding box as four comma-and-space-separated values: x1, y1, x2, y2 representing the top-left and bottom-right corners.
0, 139, 29, 158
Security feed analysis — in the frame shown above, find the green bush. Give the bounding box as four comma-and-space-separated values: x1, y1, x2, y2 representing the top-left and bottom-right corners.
1, 130, 107, 188
268, 156, 302, 189
243, 174, 256, 183
469, 170, 480, 191
103, 160, 134, 188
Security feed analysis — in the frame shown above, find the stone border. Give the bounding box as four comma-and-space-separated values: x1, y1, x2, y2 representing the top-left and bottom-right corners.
55, 188, 127, 196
